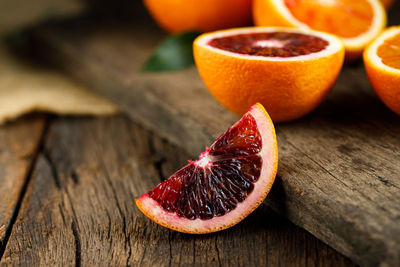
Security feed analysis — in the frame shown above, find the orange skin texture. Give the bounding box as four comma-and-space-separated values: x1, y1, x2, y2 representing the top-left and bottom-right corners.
364, 63, 400, 115
253, 0, 294, 31
253, 0, 385, 61
193, 35, 345, 122
143, 0, 253, 33
364, 28, 400, 115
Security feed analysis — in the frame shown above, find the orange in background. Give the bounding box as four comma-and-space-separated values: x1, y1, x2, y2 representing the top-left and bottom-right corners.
143, 0, 253, 33
253, 0, 386, 60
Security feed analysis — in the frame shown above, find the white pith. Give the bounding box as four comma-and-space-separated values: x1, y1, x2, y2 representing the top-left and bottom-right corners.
365, 27, 400, 75
194, 153, 212, 168
316, 0, 336, 6
270, 0, 386, 49
137, 105, 278, 233
255, 39, 286, 48
196, 27, 343, 61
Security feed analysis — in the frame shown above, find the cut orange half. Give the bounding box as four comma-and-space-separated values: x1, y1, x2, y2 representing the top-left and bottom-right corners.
136, 103, 278, 234
253, 0, 387, 60
364, 26, 400, 115
193, 27, 344, 122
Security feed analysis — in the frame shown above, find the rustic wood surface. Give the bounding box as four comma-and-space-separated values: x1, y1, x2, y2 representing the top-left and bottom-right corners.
0, 115, 46, 248
27, 4, 400, 266
0, 115, 355, 266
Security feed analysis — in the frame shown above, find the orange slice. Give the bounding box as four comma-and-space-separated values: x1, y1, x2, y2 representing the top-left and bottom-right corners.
253, 0, 387, 60
364, 26, 400, 115
193, 27, 345, 122
136, 103, 278, 234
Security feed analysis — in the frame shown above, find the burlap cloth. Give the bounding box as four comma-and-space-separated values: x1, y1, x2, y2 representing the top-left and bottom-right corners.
0, 0, 117, 125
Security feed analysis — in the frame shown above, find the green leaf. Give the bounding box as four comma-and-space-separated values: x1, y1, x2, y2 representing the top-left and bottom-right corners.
141, 31, 200, 72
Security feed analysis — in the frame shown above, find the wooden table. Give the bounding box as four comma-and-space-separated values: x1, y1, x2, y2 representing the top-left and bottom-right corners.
24, 3, 400, 266
1, 2, 399, 265
0, 114, 355, 266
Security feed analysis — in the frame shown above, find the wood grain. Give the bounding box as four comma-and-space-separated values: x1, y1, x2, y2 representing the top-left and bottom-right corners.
27, 4, 400, 266
0, 115, 354, 266
0, 115, 46, 249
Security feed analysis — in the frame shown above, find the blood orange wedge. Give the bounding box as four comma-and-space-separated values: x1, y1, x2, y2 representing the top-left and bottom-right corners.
253, 0, 387, 60
364, 26, 400, 115
136, 103, 278, 234
193, 27, 344, 122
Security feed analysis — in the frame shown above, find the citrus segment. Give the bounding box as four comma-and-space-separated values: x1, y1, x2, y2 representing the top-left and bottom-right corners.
377, 34, 400, 69
283, 0, 374, 38
136, 103, 278, 233
194, 27, 345, 122
364, 27, 400, 115
253, 0, 386, 59
143, 0, 253, 33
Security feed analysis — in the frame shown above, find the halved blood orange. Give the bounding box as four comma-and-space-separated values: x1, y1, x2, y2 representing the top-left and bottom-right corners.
364, 26, 400, 115
253, 0, 387, 60
193, 27, 344, 122
136, 103, 278, 234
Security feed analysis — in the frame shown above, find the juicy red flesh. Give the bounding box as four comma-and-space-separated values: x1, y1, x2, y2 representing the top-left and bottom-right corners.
148, 114, 262, 220
208, 32, 329, 57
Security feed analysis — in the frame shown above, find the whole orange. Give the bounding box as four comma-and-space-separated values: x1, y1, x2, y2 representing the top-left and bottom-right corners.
143, 0, 253, 33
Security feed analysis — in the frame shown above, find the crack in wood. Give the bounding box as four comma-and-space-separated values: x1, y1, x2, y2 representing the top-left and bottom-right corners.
0, 116, 50, 261
125, 231, 132, 267
105, 209, 112, 240
65, 187, 79, 223
43, 151, 61, 189
168, 231, 172, 267
71, 171, 80, 185
214, 235, 222, 267
153, 157, 167, 182
71, 221, 81, 267
147, 133, 168, 182
138, 242, 147, 266
376, 174, 399, 189
58, 204, 67, 226
95, 155, 133, 265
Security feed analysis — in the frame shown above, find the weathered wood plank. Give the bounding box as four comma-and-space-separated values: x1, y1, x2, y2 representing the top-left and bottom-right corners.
27, 4, 400, 266
0, 115, 46, 249
0, 115, 354, 266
